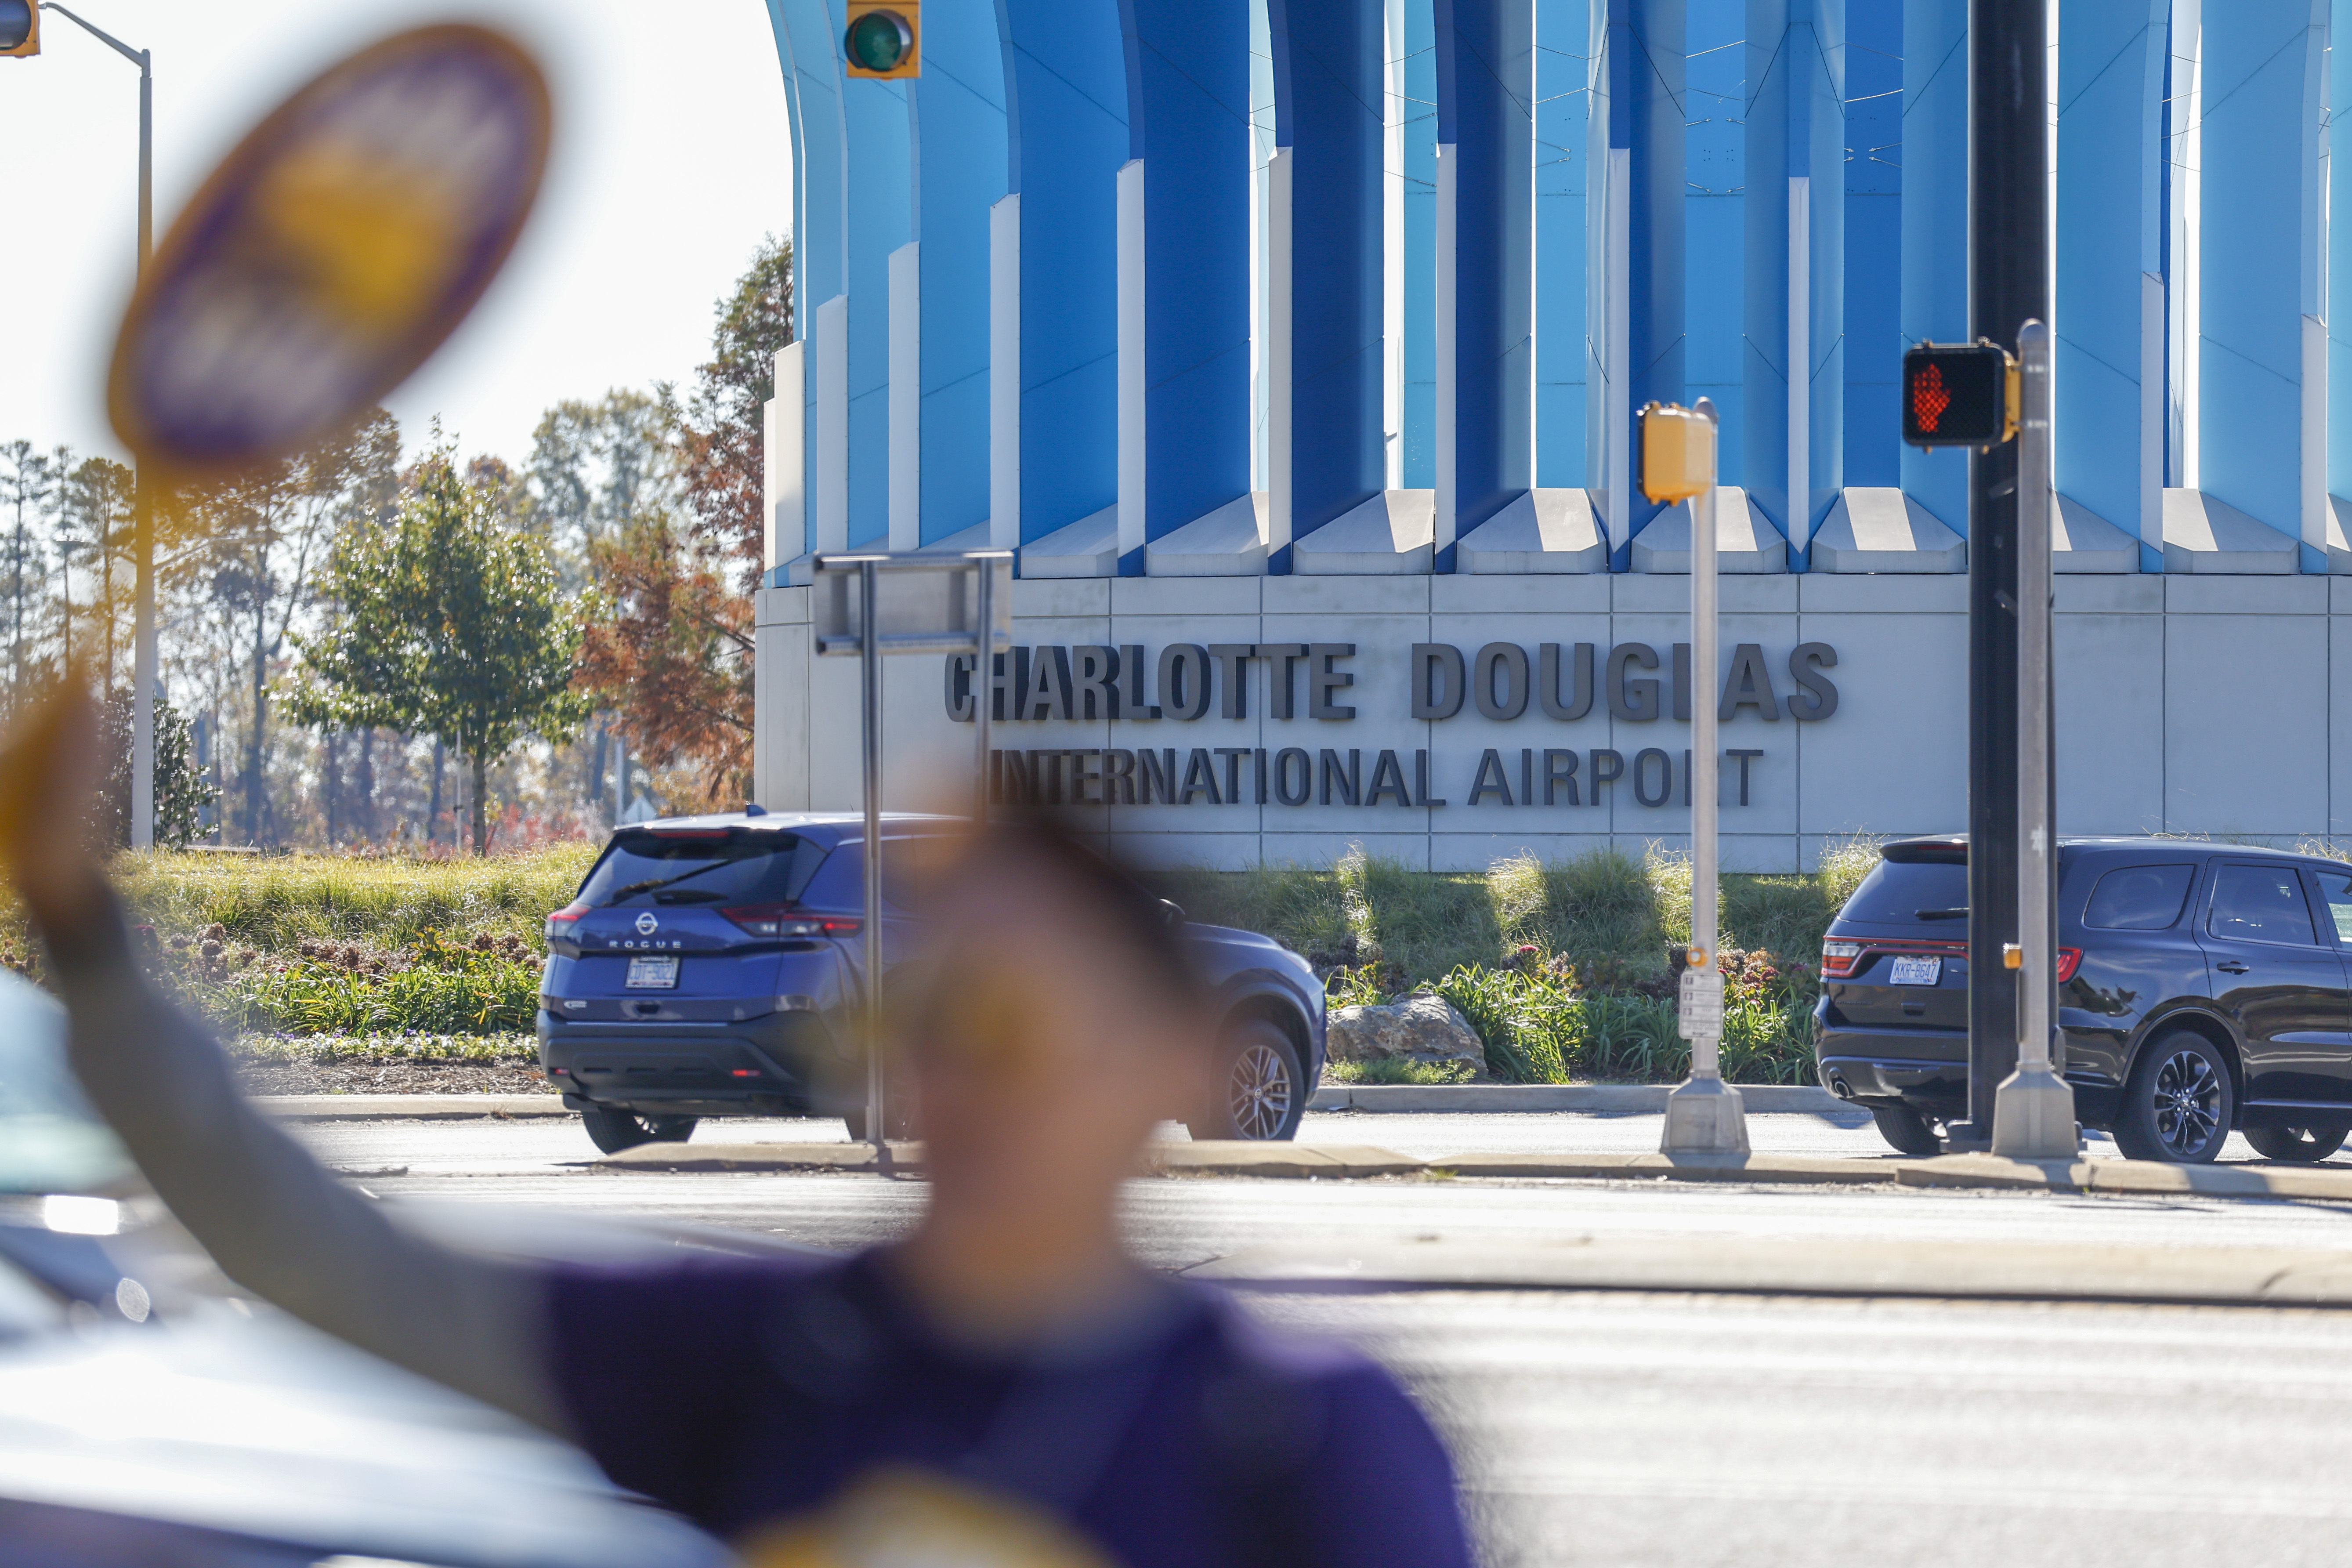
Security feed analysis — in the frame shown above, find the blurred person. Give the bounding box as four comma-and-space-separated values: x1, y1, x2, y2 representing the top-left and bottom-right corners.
0, 691, 1474, 1568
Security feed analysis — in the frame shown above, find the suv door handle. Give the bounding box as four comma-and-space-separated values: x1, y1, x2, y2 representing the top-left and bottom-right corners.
2215, 960, 2251, 974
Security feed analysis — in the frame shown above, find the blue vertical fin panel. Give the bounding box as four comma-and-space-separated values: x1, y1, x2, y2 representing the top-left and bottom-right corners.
1271, 0, 1389, 536
1896, 0, 1966, 529
2334, 0, 2352, 509
1438, 0, 1537, 557
2194, 0, 2324, 554
773, 0, 910, 549
1535, 0, 1591, 488
912, 5, 1008, 543
764, 2, 842, 578
1685, 0, 1744, 487
1743, 0, 1842, 562
997, 0, 1130, 545
2054, 0, 2167, 567
1842, 0, 1900, 489
1402, 0, 1440, 487
1591, 0, 1684, 563
1119, 0, 1255, 547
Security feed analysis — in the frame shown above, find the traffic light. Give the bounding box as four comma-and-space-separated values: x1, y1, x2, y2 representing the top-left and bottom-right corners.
1902, 340, 2017, 448
0, 0, 39, 58
843, 1, 919, 78
1639, 401, 1716, 504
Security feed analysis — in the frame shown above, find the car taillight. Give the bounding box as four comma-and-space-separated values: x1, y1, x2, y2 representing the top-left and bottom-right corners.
545, 903, 587, 941
1821, 940, 1863, 978
720, 905, 862, 938
2056, 947, 2082, 984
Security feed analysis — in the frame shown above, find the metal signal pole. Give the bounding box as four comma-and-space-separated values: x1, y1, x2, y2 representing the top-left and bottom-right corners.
42, 4, 153, 845
1951, 0, 2048, 1149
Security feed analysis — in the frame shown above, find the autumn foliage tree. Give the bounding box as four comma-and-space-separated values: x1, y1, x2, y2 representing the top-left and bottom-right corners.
578, 237, 791, 808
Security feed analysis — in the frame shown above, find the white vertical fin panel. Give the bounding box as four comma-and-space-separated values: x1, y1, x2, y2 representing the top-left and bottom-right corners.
1787, 177, 1810, 552
814, 293, 850, 554
990, 195, 1021, 551
1435, 143, 1458, 555
888, 241, 921, 550
768, 341, 807, 574
1269, 145, 1294, 555
1118, 159, 1147, 563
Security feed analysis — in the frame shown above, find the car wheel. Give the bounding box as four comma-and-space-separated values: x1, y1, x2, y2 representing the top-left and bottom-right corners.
1186, 1018, 1306, 1142
1869, 1102, 1942, 1156
2113, 1032, 2233, 1164
2243, 1123, 2350, 1162
579, 1108, 697, 1154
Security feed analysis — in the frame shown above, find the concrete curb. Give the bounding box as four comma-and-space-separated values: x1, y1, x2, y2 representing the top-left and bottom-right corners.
256, 1094, 571, 1121
1183, 1235, 2352, 1308
1307, 1083, 1845, 1113
256, 1085, 1848, 1119
595, 1139, 2352, 1203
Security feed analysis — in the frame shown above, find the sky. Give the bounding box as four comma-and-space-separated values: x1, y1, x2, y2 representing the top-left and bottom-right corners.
0, 0, 793, 471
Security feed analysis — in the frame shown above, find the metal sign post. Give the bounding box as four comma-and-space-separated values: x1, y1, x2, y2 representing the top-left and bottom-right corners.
1640, 400, 1749, 1156
1990, 322, 2076, 1159
813, 548, 1013, 1160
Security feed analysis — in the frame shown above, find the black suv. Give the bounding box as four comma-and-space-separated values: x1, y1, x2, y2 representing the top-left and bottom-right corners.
538, 812, 1328, 1153
1816, 836, 2352, 1163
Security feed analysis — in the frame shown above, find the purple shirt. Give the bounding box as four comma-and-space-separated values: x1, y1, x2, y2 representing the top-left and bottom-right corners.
544, 1251, 1474, 1567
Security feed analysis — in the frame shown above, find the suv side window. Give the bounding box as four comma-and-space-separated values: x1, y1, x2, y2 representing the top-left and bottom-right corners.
2310, 869, 2352, 945
2083, 863, 2196, 930
2207, 862, 2319, 946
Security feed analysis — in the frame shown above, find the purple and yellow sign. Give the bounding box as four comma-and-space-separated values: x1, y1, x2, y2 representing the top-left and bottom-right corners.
108, 24, 550, 476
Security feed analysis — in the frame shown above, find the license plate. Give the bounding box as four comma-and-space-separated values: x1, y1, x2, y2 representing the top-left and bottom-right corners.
625, 956, 679, 990
1889, 956, 1942, 986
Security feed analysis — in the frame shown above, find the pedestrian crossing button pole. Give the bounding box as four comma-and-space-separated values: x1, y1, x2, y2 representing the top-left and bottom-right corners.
1644, 398, 1750, 1157
1989, 321, 2077, 1161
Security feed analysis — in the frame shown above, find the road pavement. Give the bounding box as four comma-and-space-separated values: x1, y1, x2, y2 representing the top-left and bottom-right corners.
288, 1110, 2352, 1567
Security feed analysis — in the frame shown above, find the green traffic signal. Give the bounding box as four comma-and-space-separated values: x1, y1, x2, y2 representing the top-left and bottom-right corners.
845, 11, 912, 73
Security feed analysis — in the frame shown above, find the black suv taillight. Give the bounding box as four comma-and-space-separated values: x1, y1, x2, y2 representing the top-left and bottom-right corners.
720, 904, 861, 939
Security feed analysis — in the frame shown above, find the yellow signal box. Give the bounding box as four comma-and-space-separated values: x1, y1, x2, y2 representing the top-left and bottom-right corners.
1, 1, 40, 58
843, 1, 919, 79
1639, 401, 1716, 505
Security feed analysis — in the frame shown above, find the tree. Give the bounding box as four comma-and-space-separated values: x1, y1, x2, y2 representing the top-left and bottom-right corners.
575, 518, 755, 809
286, 451, 590, 854
680, 233, 793, 590
96, 687, 216, 849
0, 442, 54, 706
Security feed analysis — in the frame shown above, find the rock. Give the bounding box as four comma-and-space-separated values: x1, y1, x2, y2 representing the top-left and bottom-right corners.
1327, 995, 1484, 1067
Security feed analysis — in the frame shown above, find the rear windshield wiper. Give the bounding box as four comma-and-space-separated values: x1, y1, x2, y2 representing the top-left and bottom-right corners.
602, 862, 735, 904
1916, 908, 1968, 920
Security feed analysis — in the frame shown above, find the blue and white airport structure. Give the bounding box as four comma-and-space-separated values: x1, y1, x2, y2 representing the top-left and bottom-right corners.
751, 0, 2352, 870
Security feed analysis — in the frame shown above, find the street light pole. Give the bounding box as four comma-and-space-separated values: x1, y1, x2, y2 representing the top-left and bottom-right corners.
43, 4, 153, 847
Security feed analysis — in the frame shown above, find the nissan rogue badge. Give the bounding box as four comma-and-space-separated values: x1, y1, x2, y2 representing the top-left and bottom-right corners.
636, 912, 660, 936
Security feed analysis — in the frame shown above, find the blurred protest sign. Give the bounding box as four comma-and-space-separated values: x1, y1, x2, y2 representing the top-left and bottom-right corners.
107, 23, 550, 478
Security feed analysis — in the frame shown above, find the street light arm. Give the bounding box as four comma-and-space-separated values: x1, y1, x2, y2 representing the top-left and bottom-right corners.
38, 3, 145, 69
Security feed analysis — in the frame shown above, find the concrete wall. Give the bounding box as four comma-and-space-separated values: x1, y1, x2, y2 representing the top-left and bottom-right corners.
754, 574, 2352, 871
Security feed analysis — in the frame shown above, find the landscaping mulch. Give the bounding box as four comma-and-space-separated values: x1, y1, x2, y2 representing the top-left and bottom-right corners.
233, 1057, 560, 1097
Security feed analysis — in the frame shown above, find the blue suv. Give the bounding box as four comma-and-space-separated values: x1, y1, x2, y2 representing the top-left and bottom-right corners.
1817, 836, 2352, 1164
538, 812, 1328, 1153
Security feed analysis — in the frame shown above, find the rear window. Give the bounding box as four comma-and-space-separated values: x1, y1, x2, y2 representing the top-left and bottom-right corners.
576, 832, 829, 909
1839, 858, 1970, 927
2082, 863, 2196, 930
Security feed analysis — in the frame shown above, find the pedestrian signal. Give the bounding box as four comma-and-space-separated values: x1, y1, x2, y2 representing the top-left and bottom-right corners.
1902, 341, 2016, 448
844, 1, 919, 78
0, 0, 38, 58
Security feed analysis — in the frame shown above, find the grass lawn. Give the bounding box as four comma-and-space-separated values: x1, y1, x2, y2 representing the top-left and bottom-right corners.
4, 839, 1875, 1086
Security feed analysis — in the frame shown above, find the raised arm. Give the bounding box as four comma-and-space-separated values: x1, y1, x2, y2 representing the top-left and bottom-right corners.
6, 694, 563, 1434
